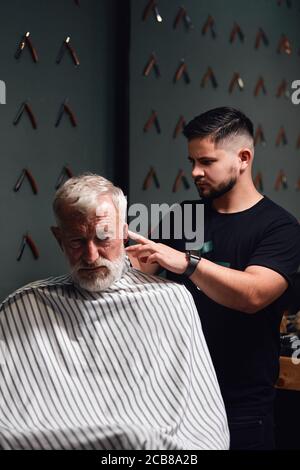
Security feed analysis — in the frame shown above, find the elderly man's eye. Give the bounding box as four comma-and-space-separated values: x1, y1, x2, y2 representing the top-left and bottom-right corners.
69, 240, 82, 249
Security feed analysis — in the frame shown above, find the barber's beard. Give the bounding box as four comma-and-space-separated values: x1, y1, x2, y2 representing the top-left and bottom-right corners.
71, 250, 126, 292
195, 174, 237, 201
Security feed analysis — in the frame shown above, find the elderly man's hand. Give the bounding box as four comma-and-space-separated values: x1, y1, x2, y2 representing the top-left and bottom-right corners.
125, 230, 188, 275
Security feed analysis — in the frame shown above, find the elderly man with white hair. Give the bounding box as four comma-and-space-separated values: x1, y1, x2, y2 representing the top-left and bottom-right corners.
0, 174, 229, 450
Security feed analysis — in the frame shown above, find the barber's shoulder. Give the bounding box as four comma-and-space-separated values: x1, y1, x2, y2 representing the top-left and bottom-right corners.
263, 197, 299, 226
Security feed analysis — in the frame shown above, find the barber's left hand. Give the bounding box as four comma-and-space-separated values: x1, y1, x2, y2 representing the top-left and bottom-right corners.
125, 230, 188, 274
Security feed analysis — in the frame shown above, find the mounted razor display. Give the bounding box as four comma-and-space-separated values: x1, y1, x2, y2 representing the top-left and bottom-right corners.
14, 169, 38, 194
275, 170, 288, 190
255, 28, 269, 49
202, 15, 216, 38
201, 67, 218, 89
13, 101, 37, 129
56, 36, 80, 66
276, 80, 289, 99
276, 127, 288, 146
254, 77, 267, 96
174, 59, 191, 84
55, 165, 74, 190
254, 125, 266, 147
17, 233, 40, 261
229, 23, 245, 43
142, 0, 162, 23
173, 116, 186, 139
143, 53, 161, 78
55, 99, 78, 127
143, 167, 160, 190
144, 110, 161, 134
15, 32, 39, 63
172, 170, 190, 193
173, 6, 193, 31
229, 73, 244, 93
277, 34, 292, 55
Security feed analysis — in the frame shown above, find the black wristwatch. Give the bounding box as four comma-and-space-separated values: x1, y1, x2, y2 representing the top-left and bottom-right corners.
183, 251, 201, 278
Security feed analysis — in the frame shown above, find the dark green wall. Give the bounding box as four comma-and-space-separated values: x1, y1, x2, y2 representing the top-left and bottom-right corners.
129, 0, 300, 217
1, 0, 299, 302
0, 0, 119, 301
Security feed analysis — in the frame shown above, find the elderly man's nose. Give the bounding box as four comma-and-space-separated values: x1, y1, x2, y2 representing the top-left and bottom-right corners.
83, 242, 99, 264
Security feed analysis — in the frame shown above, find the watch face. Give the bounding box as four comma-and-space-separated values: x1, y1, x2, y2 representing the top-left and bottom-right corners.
190, 250, 201, 258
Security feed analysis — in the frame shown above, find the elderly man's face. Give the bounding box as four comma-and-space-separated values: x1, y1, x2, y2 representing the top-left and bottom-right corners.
52, 196, 127, 292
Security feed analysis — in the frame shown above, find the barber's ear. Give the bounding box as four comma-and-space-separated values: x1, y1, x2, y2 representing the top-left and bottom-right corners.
51, 226, 64, 251
123, 223, 129, 244
239, 149, 252, 170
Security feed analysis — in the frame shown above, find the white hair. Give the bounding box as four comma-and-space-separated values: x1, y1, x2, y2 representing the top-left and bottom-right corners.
53, 173, 127, 225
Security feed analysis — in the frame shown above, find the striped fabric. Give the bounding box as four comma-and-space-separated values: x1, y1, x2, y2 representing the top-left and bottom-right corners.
0, 265, 229, 450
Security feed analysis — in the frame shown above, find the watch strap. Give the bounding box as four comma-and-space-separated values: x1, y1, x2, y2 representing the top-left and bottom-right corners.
183, 251, 201, 277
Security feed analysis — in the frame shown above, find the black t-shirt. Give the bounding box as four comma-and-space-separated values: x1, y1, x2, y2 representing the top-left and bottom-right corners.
158, 196, 300, 415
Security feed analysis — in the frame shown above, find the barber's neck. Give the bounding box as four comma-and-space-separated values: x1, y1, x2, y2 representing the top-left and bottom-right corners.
212, 179, 263, 214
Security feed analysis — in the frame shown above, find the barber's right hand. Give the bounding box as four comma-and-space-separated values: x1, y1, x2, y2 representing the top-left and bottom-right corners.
126, 231, 160, 274
126, 230, 188, 275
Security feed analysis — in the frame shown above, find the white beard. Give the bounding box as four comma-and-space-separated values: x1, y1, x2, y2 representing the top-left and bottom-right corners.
71, 251, 126, 292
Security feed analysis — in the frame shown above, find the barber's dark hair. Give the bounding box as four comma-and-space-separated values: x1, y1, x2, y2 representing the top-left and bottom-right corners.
183, 107, 254, 143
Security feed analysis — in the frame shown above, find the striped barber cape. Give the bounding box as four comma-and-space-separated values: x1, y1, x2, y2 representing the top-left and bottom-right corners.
0, 265, 229, 450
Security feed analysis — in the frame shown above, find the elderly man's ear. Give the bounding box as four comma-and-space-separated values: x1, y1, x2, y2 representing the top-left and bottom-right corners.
51, 226, 64, 251
123, 223, 129, 244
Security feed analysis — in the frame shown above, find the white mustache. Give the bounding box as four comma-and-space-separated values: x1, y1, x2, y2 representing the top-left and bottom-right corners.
72, 258, 111, 274
70, 251, 126, 292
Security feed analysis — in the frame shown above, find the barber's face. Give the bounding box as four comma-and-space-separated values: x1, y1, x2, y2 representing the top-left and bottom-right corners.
52, 197, 127, 292
188, 137, 239, 200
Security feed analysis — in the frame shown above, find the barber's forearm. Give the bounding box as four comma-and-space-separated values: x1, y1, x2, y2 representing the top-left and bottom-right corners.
126, 238, 260, 312
189, 258, 257, 313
